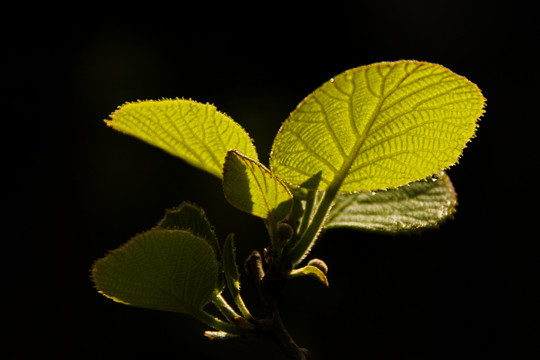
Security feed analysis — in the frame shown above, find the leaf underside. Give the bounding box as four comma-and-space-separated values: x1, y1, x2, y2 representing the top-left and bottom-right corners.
92, 229, 219, 315
325, 172, 457, 233
270, 60, 485, 192
106, 99, 258, 178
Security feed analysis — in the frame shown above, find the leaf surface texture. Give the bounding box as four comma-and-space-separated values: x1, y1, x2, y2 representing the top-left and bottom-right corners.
92, 229, 219, 315
223, 150, 293, 221
325, 172, 457, 233
270, 61, 485, 192
106, 99, 258, 178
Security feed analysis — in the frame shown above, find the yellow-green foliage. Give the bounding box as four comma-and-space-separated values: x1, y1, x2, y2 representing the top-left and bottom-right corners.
270, 61, 485, 192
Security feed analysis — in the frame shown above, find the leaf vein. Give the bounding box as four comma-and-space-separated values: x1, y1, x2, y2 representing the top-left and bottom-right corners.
153, 105, 209, 167
332, 77, 354, 97
358, 119, 445, 155
128, 107, 208, 167
177, 105, 222, 170
369, 83, 474, 137
380, 75, 456, 113
313, 95, 348, 159
364, 67, 380, 98
287, 128, 339, 174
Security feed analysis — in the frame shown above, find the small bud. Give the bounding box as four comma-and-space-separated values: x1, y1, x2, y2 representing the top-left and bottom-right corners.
263, 247, 272, 263
307, 258, 328, 274
278, 222, 294, 242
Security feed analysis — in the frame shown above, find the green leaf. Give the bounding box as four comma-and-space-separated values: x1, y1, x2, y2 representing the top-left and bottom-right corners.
92, 229, 219, 315
223, 150, 293, 222
106, 99, 258, 178
325, 172, 457, 233
156, 202, 221, 260
270, 61, 485, 192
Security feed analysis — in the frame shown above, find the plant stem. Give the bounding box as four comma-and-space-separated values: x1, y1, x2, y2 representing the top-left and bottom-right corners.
285, 180, 341, 266
297, 188, 317, 237
212, 293, 240, 322
267, 214, 281, 257
195, 310, 247, 335
236, 297, 254, 321
258, 303, 311, 360
245, 251, 311, 360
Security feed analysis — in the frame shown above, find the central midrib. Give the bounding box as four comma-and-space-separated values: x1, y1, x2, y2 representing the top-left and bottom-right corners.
285, 64, 419, 265
330, 66, 416, 192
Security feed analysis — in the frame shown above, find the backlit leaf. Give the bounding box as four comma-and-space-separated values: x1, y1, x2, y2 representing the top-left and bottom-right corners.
92, 229, 219, 315
156, 202, 220, 260
106, 99, 258, 178
270, 61, 485, 192
223, 150, 293, 222
325, 172, 457, 233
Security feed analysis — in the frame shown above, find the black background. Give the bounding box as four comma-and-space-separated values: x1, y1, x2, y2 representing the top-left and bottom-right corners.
5, 1, 538, 359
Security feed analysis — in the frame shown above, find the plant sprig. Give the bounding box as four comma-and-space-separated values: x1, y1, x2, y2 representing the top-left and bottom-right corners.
92, 60, 485, 359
